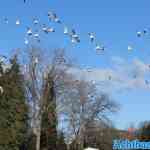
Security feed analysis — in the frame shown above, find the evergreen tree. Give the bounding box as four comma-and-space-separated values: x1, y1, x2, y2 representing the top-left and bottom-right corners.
0, 56, 28, 150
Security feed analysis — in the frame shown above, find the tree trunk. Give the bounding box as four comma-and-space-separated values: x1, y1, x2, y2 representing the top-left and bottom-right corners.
36, 130, 41, 150
33, 111, 42, 150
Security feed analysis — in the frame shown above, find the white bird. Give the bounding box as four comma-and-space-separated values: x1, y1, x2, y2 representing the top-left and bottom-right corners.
95, 44, 105, 51
48, 11, 54, 20
26, 27, 32, 36
42, 24, 48, 33
33, 18, 39, 25
70, 29, 76, 36
16, 19, 20, 25
33, 31, 40, 42
128, 45, 133, 51
70, 29, 80, 43
54, 17, 61, 24
42, 24, 55, 34
34, 33, 39, 39
24, 38, 29, 45
0, 86, 4, 94
47, 27, 55, 33
88, 32, 95, 43
48, 11, 61, 23
64, 26, 69, 35
137, 31, 142, 37
95, 44, 101, 51
71, 34, 80, 43
71, 38, 77, 44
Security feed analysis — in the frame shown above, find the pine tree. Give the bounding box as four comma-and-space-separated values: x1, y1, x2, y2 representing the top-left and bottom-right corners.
0, 55, 28, 150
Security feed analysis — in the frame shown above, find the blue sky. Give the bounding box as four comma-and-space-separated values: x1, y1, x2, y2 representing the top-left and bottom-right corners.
0, 0, 150, 129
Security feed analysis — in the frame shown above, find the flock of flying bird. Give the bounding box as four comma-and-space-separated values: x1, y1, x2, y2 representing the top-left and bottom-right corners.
3, 9, 106, 52
0, 2, 150, 94
3, 10, 149, 53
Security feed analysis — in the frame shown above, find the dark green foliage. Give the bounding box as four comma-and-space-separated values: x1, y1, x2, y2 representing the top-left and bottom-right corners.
0, 56, 28, 150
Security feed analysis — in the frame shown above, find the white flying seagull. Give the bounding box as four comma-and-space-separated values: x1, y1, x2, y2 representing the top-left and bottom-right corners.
137, 31, 142, 37
27, 27, 32, 36
48, 11, 55, 21
64, 26, 69, 34
95, 44, 101, 51
71, 37, 77, 44
42, 24, 48, 33
70, 29, 76, 36
95, 44, 105, 51
128, 45, 133, 51
71, 34, 80, 43
33, 18, 39, 25
33, 31, 40, 42
54, 17, 61, 24
42, 24, 55, 34
48, 11, 61, 23
24, 38, 29, 45
88, 32, 95, 42
69, 29, 80, 43
16, 19, 20, 25
33, 32, 39, 39
47, 27, 55, 33
52, 12, 61, 23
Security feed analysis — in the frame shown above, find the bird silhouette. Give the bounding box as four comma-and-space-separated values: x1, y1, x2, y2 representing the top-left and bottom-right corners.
143, 28, 148, 35
95, 44, 105, 51
26, 27, 32, 36
48, 11, 61, 23
137, 31, 142, 37
33, 18, 39, 25
42, 24, 48, 34
88, 32, 95, 43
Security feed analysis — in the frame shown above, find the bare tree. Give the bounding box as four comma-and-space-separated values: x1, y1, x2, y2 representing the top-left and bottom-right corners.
22, 47, 71, 150
56, 77, 119, 149
21, 46, 119, 150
